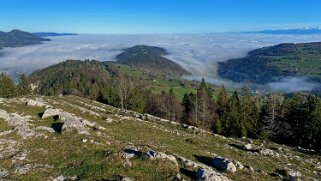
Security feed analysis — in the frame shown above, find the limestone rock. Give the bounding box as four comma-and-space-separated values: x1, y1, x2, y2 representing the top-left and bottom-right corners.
146, 150, 178, 166
176, 155, 199, 168
244, 143, 252, 150
121, 176, 133, 181
60, 113, 89, 135
0, 168, 8, 179
26, 99, 47, 107
42, 108, 61, 119
260, 149, 280, 157
212, 157, 237, 172
35, 126, 55, 133
196, 168, 231, 181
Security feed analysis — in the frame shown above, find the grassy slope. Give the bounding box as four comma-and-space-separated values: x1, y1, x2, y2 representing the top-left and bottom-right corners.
0, 95, 320, 180
110, 63, 196, 100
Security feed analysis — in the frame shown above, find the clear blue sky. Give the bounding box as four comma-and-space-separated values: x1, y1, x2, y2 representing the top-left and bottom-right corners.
0, 0, 321, 34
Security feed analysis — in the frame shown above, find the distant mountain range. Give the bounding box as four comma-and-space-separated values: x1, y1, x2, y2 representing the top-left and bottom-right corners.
245, 27, 321, 35
34, 32, 78, 37
0, 29, 50, 49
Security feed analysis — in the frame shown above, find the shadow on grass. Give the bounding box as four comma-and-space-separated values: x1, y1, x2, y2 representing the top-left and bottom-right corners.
38, 112, 44, 118
180, 168, 197, 180
51, 122, 64, 133
194, 155, 212, 167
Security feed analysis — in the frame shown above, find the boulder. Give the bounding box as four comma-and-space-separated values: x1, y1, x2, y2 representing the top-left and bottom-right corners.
212, 157, 237, 172
146, 150, 178, 166
196, 168, 231, 181
42, 108, 61, 119
176, 155, 199, 168
287, 169, 302, 181
260, 149, 280, 157
244, 143, 252, 150
26, 99, 47, 107
35, 126, 55, 133
60, 113, 90, 135
121, 177, 133, 181
0, 110, 36, 139
0, 168, 8, 179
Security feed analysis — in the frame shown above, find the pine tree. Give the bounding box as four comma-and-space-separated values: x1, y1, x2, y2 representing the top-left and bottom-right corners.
0, 73, 17, 98
17, 74, 31, 95
221, 91, 244, 137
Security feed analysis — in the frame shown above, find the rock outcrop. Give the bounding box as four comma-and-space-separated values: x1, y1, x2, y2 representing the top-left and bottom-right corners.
212, 157, 238, 172
196, 168, 231, 181
146, 150, 178, 166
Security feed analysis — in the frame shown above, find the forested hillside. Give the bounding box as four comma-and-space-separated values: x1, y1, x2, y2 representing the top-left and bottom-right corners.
218, 42, 321, 84
0, 29, 50, 49
116, 45, 190, 78
19, 59, 321, 152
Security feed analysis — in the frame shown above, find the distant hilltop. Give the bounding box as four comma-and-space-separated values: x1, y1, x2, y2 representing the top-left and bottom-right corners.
244, 27, 321, 35
0, 29, 50, 49
33, 32, 78, 37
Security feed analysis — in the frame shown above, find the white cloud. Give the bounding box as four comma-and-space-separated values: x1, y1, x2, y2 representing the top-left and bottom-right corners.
1, 33, 321, 89
268, 77, 320, 93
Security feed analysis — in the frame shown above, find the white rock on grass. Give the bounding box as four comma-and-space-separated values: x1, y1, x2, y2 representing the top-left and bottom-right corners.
121, 177, 133, 181
35, 126, 55, 133
42, 108, 61, 119
260, 149, 280, 157
244, 143, 252, 150
0, 110, 37, 139
146, 150, 178, 166
212, 157, 237, 172
26, 99, 47, 107
196, 168, 231, 181
176, 155, 199, 168
0, 168, 8, 179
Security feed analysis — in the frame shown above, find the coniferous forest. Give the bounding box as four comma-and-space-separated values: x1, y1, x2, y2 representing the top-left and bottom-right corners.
1, 59, 321, 152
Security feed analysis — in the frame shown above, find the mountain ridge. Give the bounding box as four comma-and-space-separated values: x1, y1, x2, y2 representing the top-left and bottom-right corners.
0, 29, 50, 49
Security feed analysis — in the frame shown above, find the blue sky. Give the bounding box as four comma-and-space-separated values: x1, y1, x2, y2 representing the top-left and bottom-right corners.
0, 0, 321, 34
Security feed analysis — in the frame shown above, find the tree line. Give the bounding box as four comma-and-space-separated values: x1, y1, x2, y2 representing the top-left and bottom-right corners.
0, 73, 31, 98
1, 67, 321, 152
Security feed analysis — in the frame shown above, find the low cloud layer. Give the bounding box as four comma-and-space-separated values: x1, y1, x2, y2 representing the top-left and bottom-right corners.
268, 77, 320, 93
1, 33, 321, 89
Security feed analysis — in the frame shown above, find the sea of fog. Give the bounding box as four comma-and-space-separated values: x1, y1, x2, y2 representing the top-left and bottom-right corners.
1, 33, 321, 91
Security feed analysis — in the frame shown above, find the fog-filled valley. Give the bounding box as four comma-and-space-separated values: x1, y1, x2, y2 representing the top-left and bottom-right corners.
2, 33, 321, 91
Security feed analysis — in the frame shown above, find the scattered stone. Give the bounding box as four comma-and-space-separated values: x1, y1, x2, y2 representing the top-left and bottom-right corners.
82, 138, 88, 143
231, 160, 244, 170
0, 168, 8, 179
60, 113, 90, 135
196, 168, 231, 181
0, 139, 19, 159
260, 149, 280, 157
0, 130, 13, 136
244, 143, 252, 150
121, 176, 133, 181
14, 163, 52, 175
42, 108, 61, 119
146, 150, 178, 166
176, 155, 199, 168
35, 126, 55, 133
212, 157, 237, 172
287, 169, 302, 180
26, 99, 47, 107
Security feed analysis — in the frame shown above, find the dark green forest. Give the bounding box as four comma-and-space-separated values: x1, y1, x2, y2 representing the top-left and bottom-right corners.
218, 42, 321, 84
116, 45, 190, 78
1, 59, 321, 152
